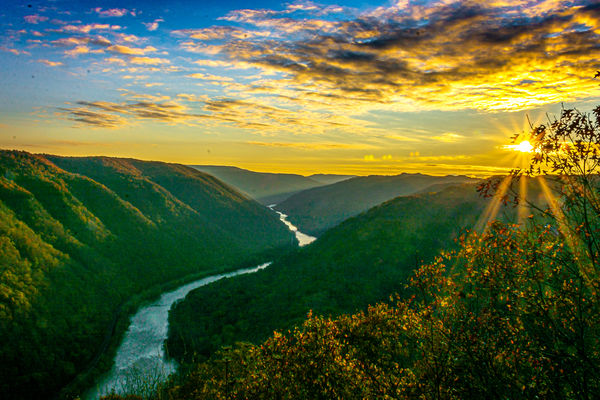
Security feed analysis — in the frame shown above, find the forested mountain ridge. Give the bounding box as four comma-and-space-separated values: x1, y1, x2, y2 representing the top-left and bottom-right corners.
276, 173, 480, 236
166, 181, 491, 363
189, 165, 352, 205
0, 150, 294, 400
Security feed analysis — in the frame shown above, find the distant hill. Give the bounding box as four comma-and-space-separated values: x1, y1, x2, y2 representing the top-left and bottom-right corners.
167, 181, 493, 362
0, 151, 294, 400
307, 174, 355, 185
189, 165, 330, 205
276, 173, 480, 236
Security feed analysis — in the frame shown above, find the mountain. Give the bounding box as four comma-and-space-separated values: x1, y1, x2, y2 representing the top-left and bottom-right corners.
166, 182, 492, 363
189, 165, 329, 205
0, 150, 294, 400
276, 173, 480, 236
307, 174, 355, 185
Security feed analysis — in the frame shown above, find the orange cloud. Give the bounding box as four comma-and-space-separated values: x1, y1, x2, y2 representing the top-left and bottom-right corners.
38, 59, 63, 67
107, 45, 157, 55
177, 0, 600, 112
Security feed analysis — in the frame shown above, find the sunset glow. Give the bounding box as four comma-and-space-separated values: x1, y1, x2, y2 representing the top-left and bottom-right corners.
505, 140, 534, 153
1, 0, 599, 175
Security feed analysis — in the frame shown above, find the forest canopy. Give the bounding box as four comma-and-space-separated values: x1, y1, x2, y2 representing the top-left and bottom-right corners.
111, 105, 600, 399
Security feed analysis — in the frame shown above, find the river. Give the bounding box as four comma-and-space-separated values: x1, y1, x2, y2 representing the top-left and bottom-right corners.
85, 207, 315, 399
269, 205, 316, 246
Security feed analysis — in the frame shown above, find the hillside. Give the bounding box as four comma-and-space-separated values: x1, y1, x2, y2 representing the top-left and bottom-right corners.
307, 174, 355, 185
166, 182, 491, 363
276, 173, 480, 236
0, 150, 294, 400
162, 215, 600, 400
117, 170, 599, 400
189, 165, 331, 205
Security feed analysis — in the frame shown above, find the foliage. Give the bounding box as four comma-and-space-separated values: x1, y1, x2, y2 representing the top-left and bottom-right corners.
0, 150, 295, 399
160, 221, 599, 400
119, 104, 600, 400
166, 183, 489, 364
521, 106, 600, 270
277, 173, 479, 235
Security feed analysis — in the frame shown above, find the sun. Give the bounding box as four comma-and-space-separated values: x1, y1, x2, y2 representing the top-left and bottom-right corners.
504, 140, 534, 153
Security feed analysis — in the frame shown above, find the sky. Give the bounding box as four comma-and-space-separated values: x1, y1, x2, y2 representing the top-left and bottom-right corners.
1, 0, 599, 176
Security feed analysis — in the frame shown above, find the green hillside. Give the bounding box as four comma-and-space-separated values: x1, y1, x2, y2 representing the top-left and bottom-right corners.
166, 182, 490, 363
0, 150, 294, 400
189, 165, 330, 205
276, 173, 480, 236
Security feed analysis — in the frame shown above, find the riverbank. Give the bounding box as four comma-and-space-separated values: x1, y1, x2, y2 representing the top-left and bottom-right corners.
78, 208, 314, 399
86, 263, 272, 399
59, 247, 290, 399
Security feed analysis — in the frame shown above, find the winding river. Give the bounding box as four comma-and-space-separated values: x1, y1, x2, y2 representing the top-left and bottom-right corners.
269, 205, 316, 247
85, 207, 315, 399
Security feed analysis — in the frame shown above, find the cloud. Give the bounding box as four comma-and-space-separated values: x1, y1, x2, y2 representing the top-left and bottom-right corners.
187, 72, 234, 82
431, 133, 465, 143
64, 45, 91, 57
247, 141, 373, 150
0, 47, 30, 56
38, 59, 63, 67
60, 24, 121, 34
24, 15, 49, 24
143, 19, 164, 31
105, 57, 127, 65
93, 8, 128, 18
201, 98, 364, 133
177, 93, 210, 102
58, 95, 366, 133
112, 33, 143, 43
107, 45, 157, 55
173, 26, 270, 40
129, 56, 170, 65
362, 153, 394, 161
52, 36, 111, 47
176, 0, 600, 112
59, 99, 206, 128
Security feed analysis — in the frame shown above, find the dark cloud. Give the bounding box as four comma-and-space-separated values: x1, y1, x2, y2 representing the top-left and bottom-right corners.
60, 100, 211, 128
183, 0, 600, 110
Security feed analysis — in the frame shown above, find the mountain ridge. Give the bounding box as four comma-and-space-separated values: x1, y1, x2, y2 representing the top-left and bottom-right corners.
190, 165, 353, 205
0, 150, 294, 400
166, 181, 490, 363
276, 173, 481, 235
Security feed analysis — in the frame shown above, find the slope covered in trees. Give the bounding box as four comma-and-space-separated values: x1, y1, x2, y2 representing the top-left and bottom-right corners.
0, 151, 294, 400
165, 220, 600, 400
166, 182, 491, 363
276, 173, 479, 236
189, 165, 350, 205
110, 105, 600, 400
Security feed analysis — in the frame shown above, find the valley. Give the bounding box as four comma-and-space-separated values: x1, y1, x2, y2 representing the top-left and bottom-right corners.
0, 151, 295, 399
1, 149, 596, 400
86, 206, 316, 399
2, 2, 598, 397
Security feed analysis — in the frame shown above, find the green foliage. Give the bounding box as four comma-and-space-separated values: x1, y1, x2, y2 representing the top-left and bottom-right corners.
166, 183, 489, 364
0, 150, 295, 399
158, 221, 599, 400
123, 105, 600, 400
277, 173, 479, 235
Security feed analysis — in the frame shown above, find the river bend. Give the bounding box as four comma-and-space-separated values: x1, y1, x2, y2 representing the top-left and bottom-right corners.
86, 208, 315, 398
